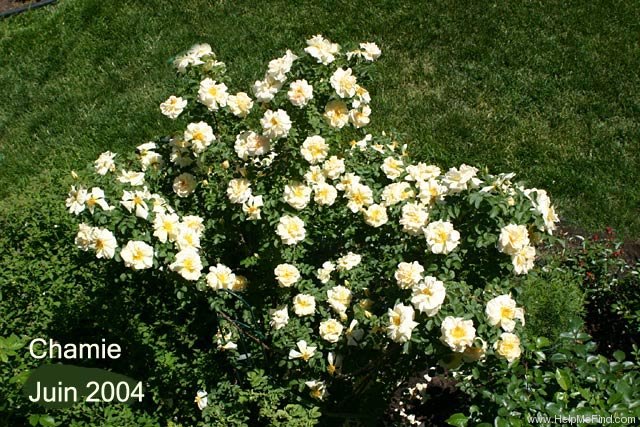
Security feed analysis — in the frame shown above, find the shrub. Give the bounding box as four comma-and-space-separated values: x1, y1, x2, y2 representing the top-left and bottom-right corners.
518, 269, 584, 341
62, 36, 565, 424
452, 325, 640, 426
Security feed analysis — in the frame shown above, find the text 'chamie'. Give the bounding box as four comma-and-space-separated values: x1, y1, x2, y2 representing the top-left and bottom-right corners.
29, 338, 121, 360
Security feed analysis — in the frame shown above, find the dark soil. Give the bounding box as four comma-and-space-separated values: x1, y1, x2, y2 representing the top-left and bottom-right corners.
556, 224, 640, 357
0, 0, 52, 15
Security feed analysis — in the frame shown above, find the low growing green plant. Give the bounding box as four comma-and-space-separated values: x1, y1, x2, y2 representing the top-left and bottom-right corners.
518, 269, 584, 341
449, 325, 640, 427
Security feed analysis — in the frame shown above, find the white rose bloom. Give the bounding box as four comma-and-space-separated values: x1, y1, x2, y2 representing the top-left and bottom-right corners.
359, 42, 382, 61
387, 303, 419, 343
149, 194, 173, 216
424, 220, 461, 255
345, 319, 365, 346
418, 178, 447, 204
188, 43, 213, 59
381, 157, 404, 180
395, 261, 424, 289
94, 151, 116, 175
462, 338, 488, 363
336, 252, 362, 271
442, 164, 479, 193
198, 78, 229, 110
411, 276, 446, 316
284, 181, 312, 210
305, 34, 340, 65
173, 173, 197, 198
336, 173, 361, 192
227, 178, 252, 204
269, 306, 289, 330
313, 183, 338, 206
274, 263, 300, 288
304, 166, 326, 186
319, 318, 344, 343
345, 182, 374, 213
75, 223, 94, 251
84, 187, 110, 214
153, 212, 181, 243
267, 49, 297, 82
120, 240, 154, 270
252, 75, 283, 103
173, 53, 194, 73
120, 189, 150, 219
184, 121, 215, 155
136, 142, 156, 153
175, 225, 201, 250
182, 215, 205, 236
288, 79, 314, 107
322, 156, 346, 180
512, 245, 536, 275
169, 247, 203, 281
293, 293, 316, 316
160, 95, 187, 119
117, 170, 145, 186
90, 228, 117, 259
400, 203, 430, 236
323, 100, 349, 128
231, 275, 248, 292
364, 204, 388, 227
227, 92, 253, 118
497, 224, 530, 256
330, 68, 357, 98
139, 151, 163, 172
530, 190, 560, 235
327, 285, 352, 315
440, 316, 476, 352
301, 135, 329, 164
261, 109, 292, 140
486, 294, 525, 332
494, 332, 522, 362
350, 133, 372, 151
405, 163, 441, 182
276, 215, 306, 245
234, 131, 270, 160
195, 390, 208, 411
206, 264, 236, 291
348, 105, 371, 128
381, 182, 414, 206
289, 340, 317, 362
242, 195, 264, 220
327, 352, 343, 375
352, 85, 371, 108
170, 147, 193, 168
316, 261, 335, 284
305, 380, 328, 401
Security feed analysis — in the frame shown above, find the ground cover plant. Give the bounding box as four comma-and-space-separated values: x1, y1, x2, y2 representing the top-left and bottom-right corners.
1, 1, 639, 426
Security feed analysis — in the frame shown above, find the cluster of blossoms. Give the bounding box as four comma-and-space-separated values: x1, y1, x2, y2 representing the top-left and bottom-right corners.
67, 36, 559, 414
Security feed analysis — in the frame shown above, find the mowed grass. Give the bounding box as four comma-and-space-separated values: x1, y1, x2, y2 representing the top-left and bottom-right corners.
1, 0, 639, 236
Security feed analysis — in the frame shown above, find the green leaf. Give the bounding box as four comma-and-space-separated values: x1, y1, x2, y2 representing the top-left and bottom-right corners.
613, 350, 625, 362
39, 416, 57, 427
535, 337, 550, 348
445, 413, 468, 427
555, 368, 571, 391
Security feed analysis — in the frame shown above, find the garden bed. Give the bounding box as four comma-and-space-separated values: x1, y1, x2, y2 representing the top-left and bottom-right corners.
0, 0, 55, 16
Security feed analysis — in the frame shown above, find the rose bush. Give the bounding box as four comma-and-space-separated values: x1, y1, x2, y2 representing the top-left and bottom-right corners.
66, 36, 562, 424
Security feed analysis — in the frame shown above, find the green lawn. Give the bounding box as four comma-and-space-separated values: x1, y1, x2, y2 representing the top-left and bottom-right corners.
1, 0, 639, 236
